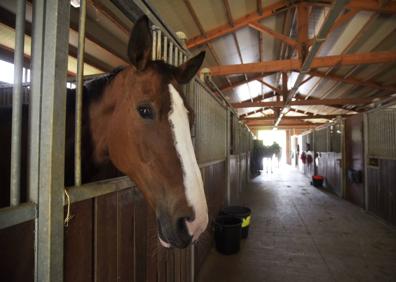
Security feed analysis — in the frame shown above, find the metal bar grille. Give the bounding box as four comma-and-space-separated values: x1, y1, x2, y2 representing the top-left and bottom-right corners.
10, 0, 26, 206
185, 79, 227, 164
314, 127, 328, 152
368, 109, 396, 159
74, 0, 87, 187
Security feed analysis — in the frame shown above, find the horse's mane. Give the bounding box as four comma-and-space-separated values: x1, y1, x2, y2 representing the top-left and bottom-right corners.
83, 66, 125, 102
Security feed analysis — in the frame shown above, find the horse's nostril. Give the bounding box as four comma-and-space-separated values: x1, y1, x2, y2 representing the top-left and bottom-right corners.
176, 217, 189, 233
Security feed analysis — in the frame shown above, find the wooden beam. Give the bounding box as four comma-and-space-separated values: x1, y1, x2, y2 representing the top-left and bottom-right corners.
345, 0, 396, 13
209, 51, 396, 76
239, 108, 264, 119
307, 0, 396, 13
183, 0, 223, 68
257, 79, 282, 94
297, 3, 309, 43
249, 21, 299, 48
298, 75, 314, 87
248, 124, 323, 129
329, 9, 358, 33
245, 119, 323, 126
257, 0, 264, 62
297, 3, 309, 58
239, 92, 276, 104
219, 73, 275, 92
186, 1, 288, 49
232, 98, 374, 108
89, 0, 129, 35
223, 0, 244, 64
309, 70, 396, 93
187, 0, 396, 50
242, 114, 346, 121
306, 9, 359, 46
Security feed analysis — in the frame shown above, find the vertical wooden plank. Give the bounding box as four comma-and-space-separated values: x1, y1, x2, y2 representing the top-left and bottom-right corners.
174, 249, 181, 282
117, 189, 134, 282
0, 220, 34, 282
387, 160, 396, 225
64, 199, 93, 282
166, 250, 174, 282
95, 193, 118, 282
367, 167, 380, 215
185, 246, 191, 282
179, 249, 185, 282
146, 205, 157, 282
157, 244, 167, 282
134, 193, 147, 282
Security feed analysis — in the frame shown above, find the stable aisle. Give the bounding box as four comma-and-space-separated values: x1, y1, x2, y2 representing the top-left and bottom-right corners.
198, 165, 396, 282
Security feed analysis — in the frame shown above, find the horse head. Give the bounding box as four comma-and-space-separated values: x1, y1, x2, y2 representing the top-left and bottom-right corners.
91, 16, 208, 249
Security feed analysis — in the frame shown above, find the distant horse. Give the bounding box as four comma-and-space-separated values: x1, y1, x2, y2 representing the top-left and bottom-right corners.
260, 142, 282, 173
0, 16, 207, 249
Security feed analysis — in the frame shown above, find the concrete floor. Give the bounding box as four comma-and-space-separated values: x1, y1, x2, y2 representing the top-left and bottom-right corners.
198, 165, 396, 282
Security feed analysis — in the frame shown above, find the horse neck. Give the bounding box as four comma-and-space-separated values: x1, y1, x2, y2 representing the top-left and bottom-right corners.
88, 69, 128, 164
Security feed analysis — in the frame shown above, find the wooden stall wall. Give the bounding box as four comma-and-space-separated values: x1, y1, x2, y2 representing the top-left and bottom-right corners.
316, 152, 343, 196
229, 155, 240, 205
63, 160, 227, 282
62, 187, 194, 282
344, 114, 365, 207
0, 221, 35, 282
239, 153, 247, 193
195, 161, 227, 276
367, 160, 396, 225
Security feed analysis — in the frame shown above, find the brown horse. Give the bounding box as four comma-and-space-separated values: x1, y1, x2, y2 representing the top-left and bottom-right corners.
0, 16, 208, 249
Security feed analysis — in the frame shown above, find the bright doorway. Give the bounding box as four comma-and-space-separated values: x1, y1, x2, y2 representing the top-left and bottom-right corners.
257, 129, 287, 164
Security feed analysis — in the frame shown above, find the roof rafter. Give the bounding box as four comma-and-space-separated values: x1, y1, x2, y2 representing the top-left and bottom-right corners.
309, 70, 396, 93
249, 22, 299, 48
242, 114, 347, 121
219, 72, 275, 92
257, 79, 282, 94
186, 0, 396, 50
232, 97, 374, 108
209, 51, 396, 76
244, 119, 324, 127
257, 0, 264, 62
182, 0, 223, 69
186, 0, 288, 49
238, 92, 277, 104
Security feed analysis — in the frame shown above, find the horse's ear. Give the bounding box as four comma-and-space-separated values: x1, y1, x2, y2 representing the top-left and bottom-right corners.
174, 51, 205, 84
128, 16, 152, 71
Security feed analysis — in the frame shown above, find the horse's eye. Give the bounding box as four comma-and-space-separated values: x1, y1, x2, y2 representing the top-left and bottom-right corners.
137, 105, 154, 119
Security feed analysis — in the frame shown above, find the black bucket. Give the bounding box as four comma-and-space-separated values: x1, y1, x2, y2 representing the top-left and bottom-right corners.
214, 215, 242, 255
220, 206, 252, 239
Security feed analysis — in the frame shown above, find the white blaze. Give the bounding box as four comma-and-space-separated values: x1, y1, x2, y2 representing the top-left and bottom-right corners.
168, 84, 208, 242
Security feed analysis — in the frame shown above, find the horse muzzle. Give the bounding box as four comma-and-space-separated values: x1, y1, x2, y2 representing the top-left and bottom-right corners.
157, 214, 193, 249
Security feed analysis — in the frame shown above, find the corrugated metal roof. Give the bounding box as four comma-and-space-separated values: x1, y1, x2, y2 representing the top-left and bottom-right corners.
1, 0, 395, 128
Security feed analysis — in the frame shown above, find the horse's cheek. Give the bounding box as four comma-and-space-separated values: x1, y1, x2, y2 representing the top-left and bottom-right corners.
107, 116, 133, 174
